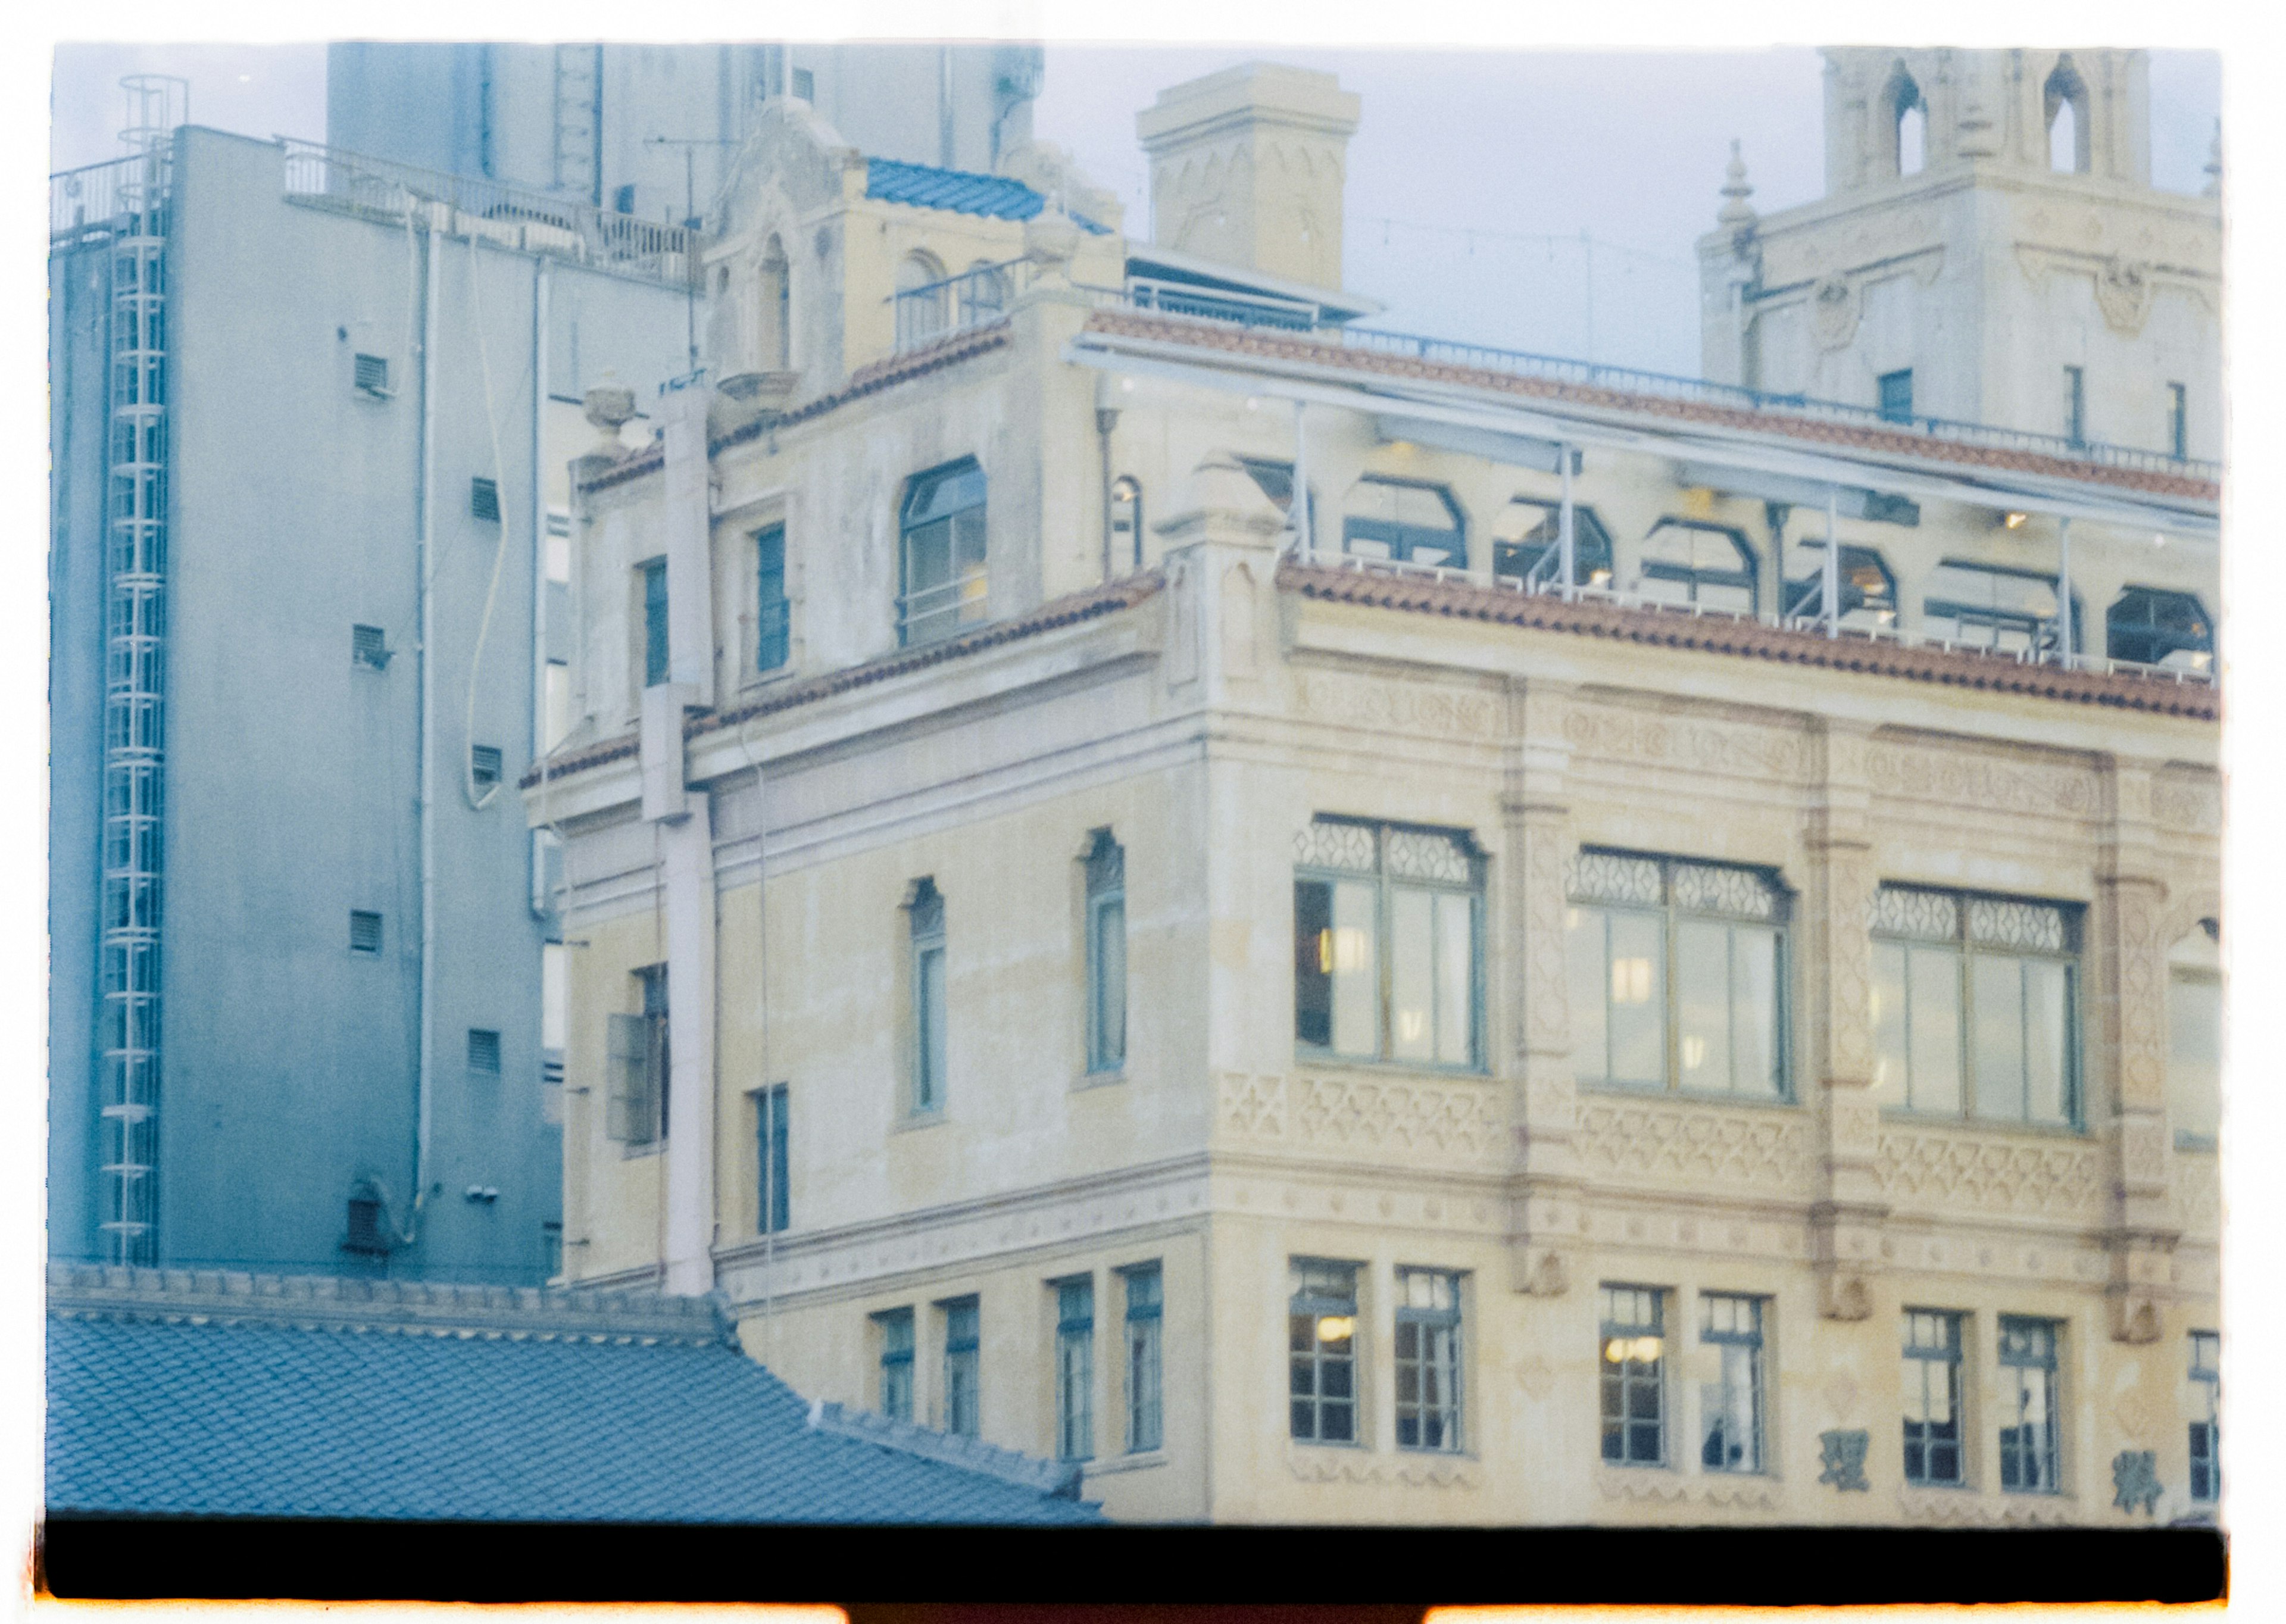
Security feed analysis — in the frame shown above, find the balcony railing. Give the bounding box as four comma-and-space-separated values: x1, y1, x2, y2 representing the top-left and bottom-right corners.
890, 260, 1033, 354
51, 152, 168, 246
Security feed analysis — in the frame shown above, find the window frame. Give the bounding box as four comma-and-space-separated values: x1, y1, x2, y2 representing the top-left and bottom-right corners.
1566, 848, 1792, 1101
941, 1295, 982, 1439
755, 522, 791, 675
2168, 382, 2189, 461
1600, 1283, 1669, 1468
1901, 1308, 1968, 1488
2188, 1329, 2221, 1504
2106, 585, 2214, 673
1783, 539, 1898, 628
1996, 1315, 2063, 1495
1698, 1292, 1767, 1475
1922, 559, 2084, 659
1340, 475, 1466, 568
1638, 518, 1760, 615
875, 1306, 916, 1423
908, 880, 948, 1116
2167, 922, 2222, 1150
1053, 1275, 1095, 1463
1292, 817, 1485, 1073
639, 556, 669, 688
1394, 1267, 1465, 1454
1491, 498, 1616, 591
1870, 884, 2083, 1130
605, 964, 670, 1148
898, 458, 989, 647
1121, 1262, 1164, 1454
1878, 368, 1915, 424
1084, 832, 1128, 1076
755, 1082, 790, 1235
1288, 1258, 1363, 1447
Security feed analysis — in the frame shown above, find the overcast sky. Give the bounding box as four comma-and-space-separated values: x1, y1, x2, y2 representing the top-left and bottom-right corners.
49, 42, 2221, 376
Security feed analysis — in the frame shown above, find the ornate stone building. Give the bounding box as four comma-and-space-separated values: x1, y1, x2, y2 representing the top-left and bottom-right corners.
529, 58, 2222, 1526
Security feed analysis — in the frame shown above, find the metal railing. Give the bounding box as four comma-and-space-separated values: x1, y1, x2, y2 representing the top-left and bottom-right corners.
890, 260, 1028, 354
896, 573, 992, 647
51, 153, 158, 245
277, 139, 702, 288
1127, 276, 1319, 331
1298, 546, 2216, 689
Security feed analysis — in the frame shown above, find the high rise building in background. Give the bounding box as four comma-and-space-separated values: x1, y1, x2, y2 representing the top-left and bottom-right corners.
47, 49, 1039, 1282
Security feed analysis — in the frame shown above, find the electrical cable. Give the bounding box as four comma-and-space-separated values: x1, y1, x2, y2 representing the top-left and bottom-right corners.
461, 225, 516, 811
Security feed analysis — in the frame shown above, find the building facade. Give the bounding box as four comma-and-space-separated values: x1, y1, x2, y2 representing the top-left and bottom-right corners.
530, 63, 2222, 1525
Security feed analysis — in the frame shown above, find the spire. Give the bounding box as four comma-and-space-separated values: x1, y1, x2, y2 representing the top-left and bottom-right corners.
1717, 139, 1757, 230
2203, 121, 2221, 198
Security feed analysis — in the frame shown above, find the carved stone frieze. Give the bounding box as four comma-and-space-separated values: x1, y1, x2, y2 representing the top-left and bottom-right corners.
2150, 774, 2221, 835
1290, 1450, 1482, 1489
1895, 1485, 2082, 1526
1863, 743, 2097, 820
1873, 1128, 2104, 1223
2172, 1154, 2219, 1240
1292, 672, 1499, 740
1575, 1098, 1814, 1195
1560, 707, 1809, 785
1215, 1072, 1507, 1170
1596, 1469, 1782, 1510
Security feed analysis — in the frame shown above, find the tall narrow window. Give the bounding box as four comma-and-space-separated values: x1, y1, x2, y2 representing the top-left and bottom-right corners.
756, 1082, 789, 1233
1054, 1276, 1095, 1462
1997, 1317, 2062, 1494
1567, 851, 1788, 1099
1888, 70, 1926, 176
1901, 1309, 1966, 1486
1109, 476, 1143, 571
910, 880, 947, 1113
2168, 383, 2189, 461
1870, 886, 2079, 1128
2045, 58, 2089, 174
758, 237, 791, 371
899, 459, 988, 646
607, 965, 669, 1146
2168, 921, 2222, 1150
1085, 831, 1127, 1075
895, 252, 949, 350
1294, 819, 1482, 1069
941, 1296, 981, 1438
1394, 1268, 1463, 1453
640, 557, 669, 688
1878, 368, 1915, 424
2188, 1331, 2221, 1504
1341, 477, 1465, 567
1289, 1260, 1360, 1444
2064, 365, 2087, 445
2107, 587, 2213, 674
470, 477, 501, 522
541, 941, 568, 1098
1700, 1294, 1766, 1473
1600, 1285, 1667, 1466
1123, 1263, 1163, 1453
546, 509, 572, 583
876, 1308, 915, 1422
755, 523, 790, 673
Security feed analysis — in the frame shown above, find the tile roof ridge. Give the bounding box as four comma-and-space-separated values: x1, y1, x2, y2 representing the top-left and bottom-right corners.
806, 1398, 1093, 1503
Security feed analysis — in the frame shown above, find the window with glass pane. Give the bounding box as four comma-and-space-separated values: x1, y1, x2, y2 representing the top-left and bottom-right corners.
2107, 587, 2213, 673
1923, 561, 2081, 658
1638, 519, 1757, 614
755, 523, 790, 672
1568, 851, 1786, 1098
1054, 1277, 1094, 1462
942, 1296, 980, 1438
2188, 1330, 2220, 1503
640, 557, 669, 686
876, 1307, 914, 1422
1902, 1309, 1965, 1486
1600, 1285, 1667, 1466
1085, 832, 1127, 1074
895, 253, 947, 349
1289, 1260, 1360, 1444
2169, 923, 2221, 1150
1490, 498, 1614, 589
756, 1082, 789, 1234
1294, 819, 1481, 1069
910, 880, 947, 1113
1879, 368, 1914, 424
1870, 885, 2078, 1128
1784, 540, 1897, 629
1123, 1264, 1163, 1453
1700, 1294, 1766, 1473
1997, 1317, 2061, 1493
1342, 477, 1465, 567
1395, 1269, 1463, 1452
899, 459, 988, 646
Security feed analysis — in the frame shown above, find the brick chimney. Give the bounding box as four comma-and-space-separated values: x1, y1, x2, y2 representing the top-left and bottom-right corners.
1137, 62, 1360, 291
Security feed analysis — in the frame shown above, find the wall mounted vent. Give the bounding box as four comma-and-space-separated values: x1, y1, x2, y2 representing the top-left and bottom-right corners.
352, 623, 391, 670
468, 1028, 502, 1074
471, 744, 504, 789
470, 477, 501, 522
349, 910, 383, 954
354, 353, 392, 398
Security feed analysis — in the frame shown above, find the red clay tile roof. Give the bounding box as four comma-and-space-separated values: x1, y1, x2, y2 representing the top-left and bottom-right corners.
1282, 559, 2220, 721
1081, 310, 2221, 504
520, 569, 1164, 789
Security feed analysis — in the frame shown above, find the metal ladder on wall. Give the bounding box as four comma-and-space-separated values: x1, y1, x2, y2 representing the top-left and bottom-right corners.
97, 76, 182, 1265
553, 45, 603, 206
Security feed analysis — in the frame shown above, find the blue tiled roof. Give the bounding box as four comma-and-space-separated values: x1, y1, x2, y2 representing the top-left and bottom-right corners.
864, 158, 1111, 235
46, 1280, 1103, 1525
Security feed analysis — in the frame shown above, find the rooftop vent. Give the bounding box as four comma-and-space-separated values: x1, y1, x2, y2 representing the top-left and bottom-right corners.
470, 477, 501, 522
349, 910, 383, 954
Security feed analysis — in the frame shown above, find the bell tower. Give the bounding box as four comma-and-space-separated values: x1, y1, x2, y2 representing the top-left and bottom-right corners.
1698, 48, 2219, 461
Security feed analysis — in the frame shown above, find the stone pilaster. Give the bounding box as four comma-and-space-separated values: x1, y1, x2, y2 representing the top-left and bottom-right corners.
2094, 758, 2178, 1342
1504, 677, 1583, 1296
1806, 718, 1885, 1320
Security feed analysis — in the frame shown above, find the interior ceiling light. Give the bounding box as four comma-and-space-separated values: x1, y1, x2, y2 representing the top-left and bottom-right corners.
2004, 511, 2029, 529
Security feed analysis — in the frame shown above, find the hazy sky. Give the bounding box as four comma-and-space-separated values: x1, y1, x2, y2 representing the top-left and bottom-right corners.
49, 42, 2221, 377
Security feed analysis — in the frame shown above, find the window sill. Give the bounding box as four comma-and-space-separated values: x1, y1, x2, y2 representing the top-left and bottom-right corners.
740, 666, 798, 695
1083, 1450, 1166, 1478
2176, 1132, 2217, 1154
619, 1141, 665, 1161
892, 1108, 948, 1135
1876, 1108, 2088, 1138
1073, 1069, 1126, 1092
1293, 1050, 1491, 1080
1289, 1437, 1371, 1451
1579, 1080, 1800, 1110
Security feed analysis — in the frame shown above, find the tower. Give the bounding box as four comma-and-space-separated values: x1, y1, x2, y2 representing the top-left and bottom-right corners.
1698, 48, 2219, 461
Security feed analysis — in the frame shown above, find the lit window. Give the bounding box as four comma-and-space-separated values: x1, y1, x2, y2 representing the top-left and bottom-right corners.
1294, 818, 1482, 1069
755, 1082, 789, 1233
1122, 1263, 1163, 1454
1600, 1285, 1666, 1466
875, 1307, 915, 1422
1902, 1309, 1966, 1486
2107, 587, 2213, 673
1567, 850, 1788, 1099
1341, 477, 1464, 567
909, 880, 947, 1113
1490, 497, 1614, 589
1289, 1259, 1360, 1444
941, 1296, 981, 1438
2188, 1330, 2221, 1503
1637, 519, 1758, 614
755, 523, 790, 673
899, 460, 988, 646
1784, 538, 1896, 627
1085, 832, 1127, 1075
1870, 885, 2079, 1128
1923, 561, 2079, 659
606, 964, 669, 1146
1395, 1268, 1463, 1453
1997, 1317, 2062, 1494
1054, 1276, 1094, 1462
2168, 921, 2221, 1150
1700, 1294, 1766, 1473
639, 557, 669, 688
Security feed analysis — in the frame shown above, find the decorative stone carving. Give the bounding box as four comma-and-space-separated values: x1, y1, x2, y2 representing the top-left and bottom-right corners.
1863, 744, 2097, 819
1810, 276, 1860, 350
1561, 707, 1808, 783
1290, 1450, 1481, 1488
1214, 1072, 1505, 1169
2151, 776, 2221, 835
1819, 1429, 1872, 1491
2111, 1450, 2162, 1514
1597, 1469, 1782, 1510
1874, 1129, 2104, 1222
2173, 1154, 2220, 1239
1895, 1485, 2079, 1526
1292, 672, 1499, 740
2094, 257, 2156, 335
1575, 1098, 1813, 1192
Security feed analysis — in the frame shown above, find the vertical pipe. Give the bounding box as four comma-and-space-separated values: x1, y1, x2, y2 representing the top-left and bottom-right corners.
1291, 398, 1311, 559
2057, 516, 2074, 668
939, 47, 955, 169
411, 219, 441, 1246
1822, 485, 1841, 638
1096, 407, 1117, 583
1557, 444, 1576, 596
531, 258, 549, 764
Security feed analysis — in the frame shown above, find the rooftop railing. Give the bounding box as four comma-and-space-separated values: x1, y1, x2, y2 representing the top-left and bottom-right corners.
50, 152, 168, 245
889, 258, 1030, 354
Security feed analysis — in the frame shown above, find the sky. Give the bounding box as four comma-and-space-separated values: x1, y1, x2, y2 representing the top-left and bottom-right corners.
49, 42, 2221, 377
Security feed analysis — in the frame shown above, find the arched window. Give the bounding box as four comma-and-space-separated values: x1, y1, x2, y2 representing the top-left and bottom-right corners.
1490, 498, 1614, 589
899, 458, 988, 645
1341, 477, 1464, 567
895, 251, 948, 350
1637, 519, 1758, 614
1109, 476, 1144, 571
758, 236, 791, 371
2045, 58, 2089, 174
1887, 70, 1926, 177
2107, 586, 2214, 673
2168, 919, 2221, 1148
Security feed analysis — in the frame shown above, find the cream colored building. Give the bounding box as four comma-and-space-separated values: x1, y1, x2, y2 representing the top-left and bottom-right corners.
527, 60, 2223, 1528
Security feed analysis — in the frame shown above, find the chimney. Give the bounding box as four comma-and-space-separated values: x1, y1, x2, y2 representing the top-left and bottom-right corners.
1137, 62, 1360, 291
